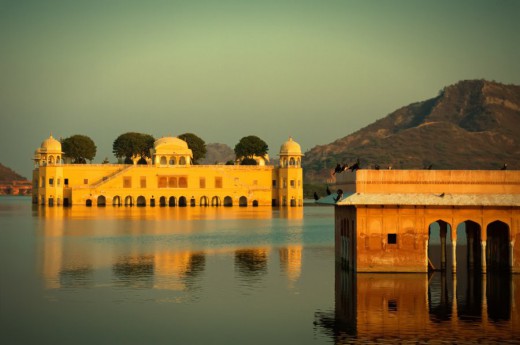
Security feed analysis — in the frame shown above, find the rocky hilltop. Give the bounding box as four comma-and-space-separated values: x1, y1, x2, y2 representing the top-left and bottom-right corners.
0, 163, 31, 195
303, 80, 520, 183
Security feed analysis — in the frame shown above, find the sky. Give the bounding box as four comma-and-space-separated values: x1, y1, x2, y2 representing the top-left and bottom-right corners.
1, 0, 519, 178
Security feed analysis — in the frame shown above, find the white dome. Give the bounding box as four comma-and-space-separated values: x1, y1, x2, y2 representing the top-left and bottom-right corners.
154, 137, 189, 150
40, 134, 62, 152
279, 137, 302, 156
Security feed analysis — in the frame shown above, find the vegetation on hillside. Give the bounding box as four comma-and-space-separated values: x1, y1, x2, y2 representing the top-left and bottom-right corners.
303, 80, 520, 183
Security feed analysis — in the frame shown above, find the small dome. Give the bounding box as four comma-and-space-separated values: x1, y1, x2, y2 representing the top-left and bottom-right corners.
154, 136, 189, 150
280, 137, 303, 156
40, 134, 62, 152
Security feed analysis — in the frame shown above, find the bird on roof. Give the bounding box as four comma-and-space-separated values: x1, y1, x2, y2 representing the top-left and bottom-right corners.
334, 189, 344, 202
501, 163, 507, 170
349, 158, 360, 171
326, 186, 331, 195
333, 163, 342, 175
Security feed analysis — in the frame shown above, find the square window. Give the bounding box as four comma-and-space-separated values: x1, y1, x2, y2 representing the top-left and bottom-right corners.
64, 178, 69, 186
83, 179, 88, 185
49, 178, 54, 186
388, 233, 397, 244
388, 299, 398, 312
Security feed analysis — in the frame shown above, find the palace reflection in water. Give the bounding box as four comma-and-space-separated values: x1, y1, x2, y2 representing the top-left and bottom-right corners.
37, 205, 306, 292
12, 202, 518, 344
316, 268, 520, 343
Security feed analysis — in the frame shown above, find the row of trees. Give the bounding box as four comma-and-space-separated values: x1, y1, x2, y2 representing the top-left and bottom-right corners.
60, 133, 269, 165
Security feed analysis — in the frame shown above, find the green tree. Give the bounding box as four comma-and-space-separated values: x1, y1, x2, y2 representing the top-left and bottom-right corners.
234, 135, 269, 161
113, 132, 155, 162
61, 134, 97, 164
178, 132, 207, 164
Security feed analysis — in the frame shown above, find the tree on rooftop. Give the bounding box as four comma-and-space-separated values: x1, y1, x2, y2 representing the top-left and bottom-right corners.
234, 135, 268, 164
113, 132, 155, 163
61, 134, 97, 164
178, 132, 207, 164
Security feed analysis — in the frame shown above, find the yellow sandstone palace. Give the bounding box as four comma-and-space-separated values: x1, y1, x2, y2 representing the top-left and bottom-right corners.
32, 135, 303, 207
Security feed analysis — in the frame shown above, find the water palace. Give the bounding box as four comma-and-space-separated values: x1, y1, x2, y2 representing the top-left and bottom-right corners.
32, 134, 304, 208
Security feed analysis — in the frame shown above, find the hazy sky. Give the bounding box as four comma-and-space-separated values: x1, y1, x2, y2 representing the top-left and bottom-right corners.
1, 0, 519, 178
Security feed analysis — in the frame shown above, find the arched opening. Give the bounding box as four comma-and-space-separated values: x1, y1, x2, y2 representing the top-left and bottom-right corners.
86, 199, 92, 207
428, 220, 452, 272
224, 196, 233, 207
487, 220, 510, 271
169, 157, 176, 165
56, 155, 61, 164
211, 196, 220, 207
252, 200, 259, 207
168, 196, 176, 207
289, 157, 295, 166
190, 197, 196, 207
160, 156, 167, 165
297, 158, 301, 167
179, 156, 186, 165
49, 156, 55, 164
136, 196, 146, 207
200, 196, 209, 207
456, 220, 482, 272
290, 198, 296, 207
97, 195, 106, 207
124, 195, 133, 206
159, 196, 166, 207
282, 158, 287, 168
113, 196, 121, 206
239, 196, 247, 207
179, 196, 187, 207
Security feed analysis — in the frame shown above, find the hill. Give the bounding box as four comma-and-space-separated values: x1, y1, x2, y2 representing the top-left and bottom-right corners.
303, 80, 520, 183
199, 143, 235, 165
0, 162, 28, 182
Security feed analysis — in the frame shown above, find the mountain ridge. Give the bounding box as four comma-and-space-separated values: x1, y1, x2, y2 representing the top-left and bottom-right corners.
303, 79, 520, 183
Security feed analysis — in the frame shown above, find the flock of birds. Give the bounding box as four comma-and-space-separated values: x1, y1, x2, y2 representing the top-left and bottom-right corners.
313, 159, 509, 202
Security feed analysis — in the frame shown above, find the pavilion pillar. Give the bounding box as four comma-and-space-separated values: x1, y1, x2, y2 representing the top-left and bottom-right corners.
452, 238, 457, 273
481, 241, 487, 274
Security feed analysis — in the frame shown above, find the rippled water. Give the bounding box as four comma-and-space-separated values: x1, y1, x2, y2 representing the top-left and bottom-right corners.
0, 196, 518, 344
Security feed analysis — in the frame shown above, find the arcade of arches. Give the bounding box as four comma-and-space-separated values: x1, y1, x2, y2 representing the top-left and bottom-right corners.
330, 170, 520, 274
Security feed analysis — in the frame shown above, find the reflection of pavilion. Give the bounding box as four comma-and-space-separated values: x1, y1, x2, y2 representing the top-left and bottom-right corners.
316, 269, 520, 343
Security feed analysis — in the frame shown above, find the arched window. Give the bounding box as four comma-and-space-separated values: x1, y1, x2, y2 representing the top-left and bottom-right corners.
49, 156, 55, 164
159, 196, 166, 207
136, 196, 146, 207
168, 196, 176, 207
97, 195, 106, 206
211, 196, 220, 206
160, 156, 167, 165
179, 196, 187, 207
239, 196, 247, 207
224, 196, 233, 207
124, 195, 133, 206
169, 157, 176, 165
179, 157, 186, 165
289, 157, 295, 166
113, 196, 121, 206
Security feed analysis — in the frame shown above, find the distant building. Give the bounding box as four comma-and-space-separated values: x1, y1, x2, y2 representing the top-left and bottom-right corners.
32, 135, 303, 207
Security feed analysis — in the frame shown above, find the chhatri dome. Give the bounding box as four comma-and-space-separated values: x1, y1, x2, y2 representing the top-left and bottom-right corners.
40, 134, 62, 152
151, 136, 193, 165
153, 136, 190, 151
279, 137, 303, 156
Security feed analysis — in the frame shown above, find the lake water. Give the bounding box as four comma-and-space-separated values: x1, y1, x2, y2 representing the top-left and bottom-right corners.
0, 196, 518, 344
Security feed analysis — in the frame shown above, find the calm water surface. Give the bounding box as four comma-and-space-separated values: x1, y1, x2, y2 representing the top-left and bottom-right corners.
0, 196, 518, 344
